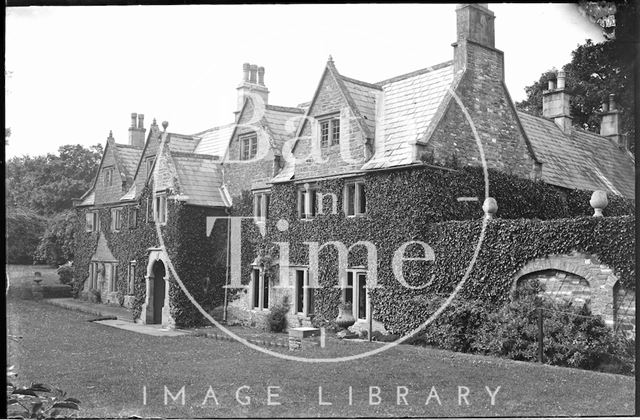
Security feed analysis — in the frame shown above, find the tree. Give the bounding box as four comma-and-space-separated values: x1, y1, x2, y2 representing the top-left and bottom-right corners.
34, 210, 79, 266
6, 208, 47, 264
516, 2, 636, 149
6, 144, 103, 216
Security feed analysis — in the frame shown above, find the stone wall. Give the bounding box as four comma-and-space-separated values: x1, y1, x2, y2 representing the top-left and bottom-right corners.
512, 251, 635, 336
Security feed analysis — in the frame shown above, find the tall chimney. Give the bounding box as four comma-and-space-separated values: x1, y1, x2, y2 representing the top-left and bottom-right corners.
235, 62, 270, 122
600, 94, 624, 148
453, 4, 499, 76
128, 112, 146, 148
542, 70, 572, 133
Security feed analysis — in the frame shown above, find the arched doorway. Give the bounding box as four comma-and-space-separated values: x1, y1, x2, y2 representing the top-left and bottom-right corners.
151, 260, 166, 324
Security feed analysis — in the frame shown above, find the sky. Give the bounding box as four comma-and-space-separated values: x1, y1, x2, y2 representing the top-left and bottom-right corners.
5, 3, 606, 158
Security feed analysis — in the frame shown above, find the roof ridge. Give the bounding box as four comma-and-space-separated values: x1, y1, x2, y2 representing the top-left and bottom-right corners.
340, 75, 383, 90
265, 104, 305, 114
191, 123, 235, 136
517, 110, 616, 142
376, 60, 453, 86
171, 151, 220, 160
114, 143, 144, 149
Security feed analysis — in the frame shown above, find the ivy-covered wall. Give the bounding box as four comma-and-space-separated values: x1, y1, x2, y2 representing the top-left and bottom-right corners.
73, 184, 228, 328
229, 164, 634, 332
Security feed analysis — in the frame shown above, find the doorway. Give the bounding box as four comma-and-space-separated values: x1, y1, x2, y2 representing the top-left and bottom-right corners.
151, 260, 166, 324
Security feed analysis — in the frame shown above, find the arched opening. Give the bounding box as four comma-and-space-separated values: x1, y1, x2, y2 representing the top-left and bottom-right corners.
151, 260, 166, 324
516, 269, 591, 308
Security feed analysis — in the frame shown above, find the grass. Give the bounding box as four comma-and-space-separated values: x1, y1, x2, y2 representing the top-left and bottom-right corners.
6, 299, 635, 418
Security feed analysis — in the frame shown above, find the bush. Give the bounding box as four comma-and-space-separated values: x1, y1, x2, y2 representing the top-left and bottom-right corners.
472, 281, 634, 374
267, 296, 290, 333
56, 262, 73, 285
6, 208, 47, 264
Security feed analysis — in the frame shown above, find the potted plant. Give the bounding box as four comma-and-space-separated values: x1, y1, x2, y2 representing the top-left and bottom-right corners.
336, 302, 356, 330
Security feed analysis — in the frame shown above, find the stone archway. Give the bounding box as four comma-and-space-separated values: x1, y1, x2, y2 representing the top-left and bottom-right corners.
138, 248, 175, 328
511, 251, 619, 327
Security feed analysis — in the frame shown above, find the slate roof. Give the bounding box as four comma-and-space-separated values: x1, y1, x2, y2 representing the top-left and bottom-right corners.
193, 123, 235, 157
362, 62, 454, 170
339, 76, 380, 138
263, 105, 305, 152
171, 152, 227, 207
518, 112, 635, 198
113, 144, 143, 184
167, 133, 201, 153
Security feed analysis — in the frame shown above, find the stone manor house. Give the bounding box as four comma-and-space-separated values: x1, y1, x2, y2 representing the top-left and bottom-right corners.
73, 4, 635, 333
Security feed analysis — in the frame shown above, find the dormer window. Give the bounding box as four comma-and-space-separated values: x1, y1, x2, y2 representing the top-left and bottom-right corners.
103, 167, 114, 187
319, 117, 340, 147
240, 135, 257, 160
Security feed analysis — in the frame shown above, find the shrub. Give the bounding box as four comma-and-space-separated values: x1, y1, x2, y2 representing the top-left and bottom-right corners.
56, 262, 73, 285
472, 281, 634, 374
267, 296, 290, 333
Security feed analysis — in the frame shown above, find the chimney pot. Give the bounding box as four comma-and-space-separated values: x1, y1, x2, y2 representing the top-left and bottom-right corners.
548, 79, 556, 90
243, 63, 251, 82
557, 70, 566, 89
138, 114, 144, 129
609, 93, 616, 110
257, 66, 265, 86
249, 64, 258, 84
602, 102, 609, 112
131, 113, 137, 128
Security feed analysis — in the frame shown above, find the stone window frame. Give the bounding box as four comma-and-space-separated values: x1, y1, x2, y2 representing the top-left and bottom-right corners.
317, 114, 340, 148
252, 190, 271, 223
342, 269, 369, 321
343, 179, 366, 217
110, 207, 123, 232
129, 206, 139, 230
127, 261, 136, 295
239, 134, 258, 161
85, 211, 100, 233
153, 193, 167, 225
297, 183, 318, 220
103, 167, 114, 187
292, 267, 314, 318
250, 267, 269, 311
145, 156, 155, 179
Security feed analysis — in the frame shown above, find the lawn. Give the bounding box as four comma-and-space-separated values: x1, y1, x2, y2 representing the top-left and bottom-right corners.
6, 299, 635, 418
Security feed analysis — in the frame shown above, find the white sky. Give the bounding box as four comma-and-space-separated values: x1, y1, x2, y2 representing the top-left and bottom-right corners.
5, 3, 605, 158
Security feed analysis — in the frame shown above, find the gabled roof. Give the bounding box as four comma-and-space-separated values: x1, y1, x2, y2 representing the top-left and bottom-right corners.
518, 111, 635, 199
262, 105, 305, 153
193, 123, 235, 157
167, 133, 201, 153
113, 143, 143, 185
362, 62, 454, 170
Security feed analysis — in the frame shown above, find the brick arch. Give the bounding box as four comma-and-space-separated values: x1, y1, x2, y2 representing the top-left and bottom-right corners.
511, 251, 618, 326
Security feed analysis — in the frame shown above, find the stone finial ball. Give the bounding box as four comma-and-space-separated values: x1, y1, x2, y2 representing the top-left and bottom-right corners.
162, 121, 169, 131
482, 197, 498, 218
590, 190, 608, 217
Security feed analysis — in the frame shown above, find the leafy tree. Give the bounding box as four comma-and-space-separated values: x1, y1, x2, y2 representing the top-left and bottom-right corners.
516, 2, 636, 149
6, 208, 47, 264
6, 144, 102, 216
34, 210, 78, 266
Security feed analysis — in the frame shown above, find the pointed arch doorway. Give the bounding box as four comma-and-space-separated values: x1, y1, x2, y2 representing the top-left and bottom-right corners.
139, 248, 174, 328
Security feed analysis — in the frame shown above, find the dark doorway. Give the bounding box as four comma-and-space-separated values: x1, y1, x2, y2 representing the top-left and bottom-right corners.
152, 260, 166, 324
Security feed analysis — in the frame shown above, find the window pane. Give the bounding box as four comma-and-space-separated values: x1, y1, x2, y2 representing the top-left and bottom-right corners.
358, 273, 367, 319
320, 121, 329, 147
86, 213, 93, 231
263, 274, 269, 309
264, 194, 270, 219
310, 190, 317, 217
252, 269, 260, 308
359, 183, 366, 214
345, 272, 353, 305
250, 137, 257, 159
347, 184, 355, 216
332, 119, 340, 145
296, 270, 304, 313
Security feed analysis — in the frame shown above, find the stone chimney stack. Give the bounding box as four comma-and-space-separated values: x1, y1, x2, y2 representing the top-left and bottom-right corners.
236, 62, 270, 122
128, 112, 146, 148
542, 70, 573, 133
599, 94, 625, 148
453, 4, 500, 77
